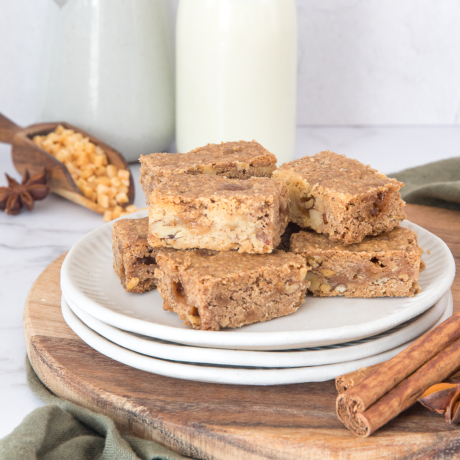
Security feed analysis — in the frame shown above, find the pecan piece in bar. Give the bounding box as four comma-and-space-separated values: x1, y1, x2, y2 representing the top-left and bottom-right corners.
140, 140, 277, 203
112, 217, 163, 293
273, 151, 406, 244
290, 226, 422, 298
148, 174, 289, 254
154, 250, 309, 331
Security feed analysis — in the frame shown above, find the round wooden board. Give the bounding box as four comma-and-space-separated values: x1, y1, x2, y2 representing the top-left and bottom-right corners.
24, 204, 460, 460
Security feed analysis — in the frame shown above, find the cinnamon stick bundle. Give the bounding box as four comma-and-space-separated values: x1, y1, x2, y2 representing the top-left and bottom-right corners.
336, 311, 460, 437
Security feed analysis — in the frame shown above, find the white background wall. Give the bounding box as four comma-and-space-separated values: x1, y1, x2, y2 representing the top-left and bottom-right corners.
1, 0, 460, 127
296, 0, 460, 125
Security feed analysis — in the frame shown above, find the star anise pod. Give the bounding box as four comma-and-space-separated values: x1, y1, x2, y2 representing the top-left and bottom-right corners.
418, 382, 460, 425
0, 170, 50, 215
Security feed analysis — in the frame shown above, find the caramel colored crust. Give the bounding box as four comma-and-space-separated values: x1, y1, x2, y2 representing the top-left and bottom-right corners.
112, 218, 162, 293
140, 140, 277, 204
154, 250, 309, 331
273, 151, 406, 244
148, 175, 289, 254
290, 226, 422, 298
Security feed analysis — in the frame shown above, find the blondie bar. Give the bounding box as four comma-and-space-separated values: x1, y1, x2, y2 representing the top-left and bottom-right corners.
154, 250, 309, 331
273, 151, 406, 244
140, 140, 277, 203
290, 226, 422, 297
112, 217, 162, 293
148, 174, 289, 253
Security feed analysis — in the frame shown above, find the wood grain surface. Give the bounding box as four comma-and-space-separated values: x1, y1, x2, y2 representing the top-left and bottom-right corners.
24, 204, 460, 460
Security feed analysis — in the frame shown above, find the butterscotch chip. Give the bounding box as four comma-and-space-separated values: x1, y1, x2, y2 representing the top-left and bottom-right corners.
116, 192, 129, 204
105, 165, 116, 177
148, 174, 289, 254
112, 217, 164, 293
139, 140, 277, 203
33, 125, 138, 220
126, 277, 140, 290
154, 250, 309, 331
290, 226, 422, 298
273, 151, 406, 244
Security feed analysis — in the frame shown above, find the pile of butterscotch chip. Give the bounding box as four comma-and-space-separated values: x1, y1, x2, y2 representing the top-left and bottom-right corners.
33, 125, 141, 221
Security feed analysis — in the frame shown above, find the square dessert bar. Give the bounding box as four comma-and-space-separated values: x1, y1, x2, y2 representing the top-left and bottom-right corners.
273, 151, 406, 244
154, 250, 309, 331
290, 226, 422, 298
112, 217, 161, 293
140, 140, 277, 203
148, 174, 289, 253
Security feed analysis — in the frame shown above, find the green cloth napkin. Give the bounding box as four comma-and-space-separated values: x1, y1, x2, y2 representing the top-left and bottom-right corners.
0, 357, 189, 460
391, 157, 460, 211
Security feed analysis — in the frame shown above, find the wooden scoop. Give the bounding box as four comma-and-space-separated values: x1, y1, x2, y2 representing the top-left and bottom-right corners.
0, 113, 135, 214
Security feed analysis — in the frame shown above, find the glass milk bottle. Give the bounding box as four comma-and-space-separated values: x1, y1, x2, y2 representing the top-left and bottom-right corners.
176, 0, 297, 165
40, 0, 175, 161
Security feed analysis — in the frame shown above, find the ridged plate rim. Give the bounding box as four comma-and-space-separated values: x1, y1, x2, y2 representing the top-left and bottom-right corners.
64, 290, 449, 368
61, 292, 453, 385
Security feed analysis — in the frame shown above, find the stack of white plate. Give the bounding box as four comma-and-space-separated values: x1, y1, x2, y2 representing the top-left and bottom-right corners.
60, 212, 455, 386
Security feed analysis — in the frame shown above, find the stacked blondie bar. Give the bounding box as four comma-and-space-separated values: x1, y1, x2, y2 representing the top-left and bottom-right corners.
274, 150, 422, 298
113, 141, 308, 331
112, 143, 422, 331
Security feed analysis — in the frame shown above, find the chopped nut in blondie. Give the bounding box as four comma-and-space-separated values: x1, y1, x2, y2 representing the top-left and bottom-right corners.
290, 226, 422, 298
148, 174, 289, 253
154, 249, 309, 331
112, 217, 163, 293
273, 151, 406, 244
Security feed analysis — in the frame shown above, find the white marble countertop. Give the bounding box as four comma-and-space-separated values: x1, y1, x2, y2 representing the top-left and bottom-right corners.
1, 125, 459, 440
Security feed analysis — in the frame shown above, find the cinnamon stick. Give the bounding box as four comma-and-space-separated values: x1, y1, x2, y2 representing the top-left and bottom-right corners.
337, 366, 460, 396
336, 311, 460, 437
337, 365, 460, 395
336, 363, 381, 394
337, 337, 460, 436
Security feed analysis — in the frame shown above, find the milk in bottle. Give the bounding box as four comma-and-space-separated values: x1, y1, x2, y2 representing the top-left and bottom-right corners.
176, 0, 297, 164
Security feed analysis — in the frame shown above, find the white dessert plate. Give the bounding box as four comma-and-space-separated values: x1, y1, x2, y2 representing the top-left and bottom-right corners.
61, 211, 456, 350
61, 293, 453, 385
64, 290, 451, 368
